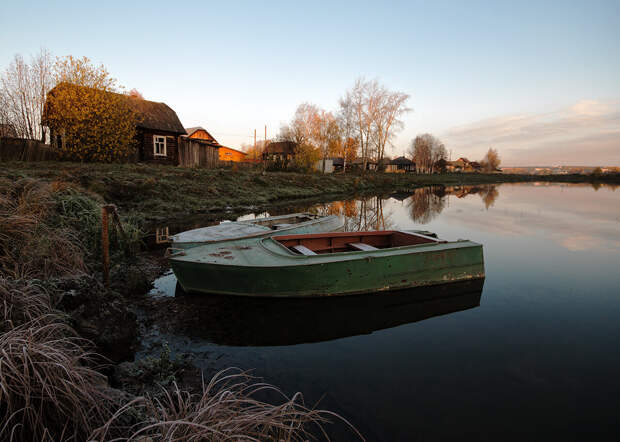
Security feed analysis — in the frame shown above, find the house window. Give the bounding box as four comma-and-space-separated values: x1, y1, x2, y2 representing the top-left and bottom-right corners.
153, 135, 167, 156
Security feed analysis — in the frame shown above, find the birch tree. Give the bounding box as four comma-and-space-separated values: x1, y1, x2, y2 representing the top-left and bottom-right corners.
342, 78, 410, 171
337, 93, 358, 172
0, 49, 53, 140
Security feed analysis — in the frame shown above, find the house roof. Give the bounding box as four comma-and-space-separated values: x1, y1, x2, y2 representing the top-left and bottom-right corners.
389, 156, 414, 165
44, 83, 186, 135
185, 126, 217, 140
219, 145, 247, 155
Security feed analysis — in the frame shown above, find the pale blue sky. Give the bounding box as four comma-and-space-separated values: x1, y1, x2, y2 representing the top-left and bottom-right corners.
1, 0, 618, 165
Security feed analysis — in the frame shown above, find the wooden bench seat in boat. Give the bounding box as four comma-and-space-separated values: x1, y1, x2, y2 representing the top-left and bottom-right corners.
291, 245, 317, 255
348, 242, 378, 251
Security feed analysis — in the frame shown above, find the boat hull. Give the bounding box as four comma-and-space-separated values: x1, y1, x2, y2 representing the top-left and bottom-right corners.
171, 240, 485, 297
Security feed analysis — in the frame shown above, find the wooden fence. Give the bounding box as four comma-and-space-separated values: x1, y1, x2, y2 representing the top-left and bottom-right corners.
178, 137, 219, 168
0, 137, 58, 162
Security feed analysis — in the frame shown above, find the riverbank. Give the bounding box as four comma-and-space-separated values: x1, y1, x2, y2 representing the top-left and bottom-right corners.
2, 161, 618, 223
0, 176, 350, 440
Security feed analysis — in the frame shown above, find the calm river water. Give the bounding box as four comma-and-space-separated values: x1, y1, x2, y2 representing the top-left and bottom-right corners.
144, 182, 620, 441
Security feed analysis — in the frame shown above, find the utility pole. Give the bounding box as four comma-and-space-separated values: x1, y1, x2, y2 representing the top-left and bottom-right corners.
264, 125, 267, 147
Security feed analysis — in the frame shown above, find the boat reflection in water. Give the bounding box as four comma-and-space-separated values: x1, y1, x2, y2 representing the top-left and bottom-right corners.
166, 279, 484, 346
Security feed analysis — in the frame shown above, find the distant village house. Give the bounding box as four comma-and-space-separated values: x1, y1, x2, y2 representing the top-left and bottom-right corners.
262, 141, 297, 163
186, 126, 247, 162
446, 157, 482, 173
386, 156, 415, 173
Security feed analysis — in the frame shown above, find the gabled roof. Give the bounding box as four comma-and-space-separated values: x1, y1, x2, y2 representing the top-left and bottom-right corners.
185, 126, 217, 140
45, 83, 186, 135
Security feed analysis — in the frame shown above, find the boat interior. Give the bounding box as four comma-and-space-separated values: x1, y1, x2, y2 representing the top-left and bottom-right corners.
250, 214, 317, 230
276, 230, 440, 255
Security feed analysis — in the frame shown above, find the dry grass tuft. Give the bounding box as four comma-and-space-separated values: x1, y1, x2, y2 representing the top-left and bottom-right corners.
0, 318, 112, 442
0, 278, 53, 332
91, 368, 363, 441
0, 177, 141, 279
0, 178, 87, 279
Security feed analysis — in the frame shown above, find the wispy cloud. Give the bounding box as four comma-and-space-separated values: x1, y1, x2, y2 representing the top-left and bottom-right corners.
442, 100, 620, 166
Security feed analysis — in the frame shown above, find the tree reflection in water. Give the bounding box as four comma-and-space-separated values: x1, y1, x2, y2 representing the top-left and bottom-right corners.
405, 184, 499, 223
312, 197, 394, 231
312, 184, 499, 228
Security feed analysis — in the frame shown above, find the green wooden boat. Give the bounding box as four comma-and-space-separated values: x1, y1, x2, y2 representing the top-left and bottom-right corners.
169, 230, 485, 297
170, 213, 343, 249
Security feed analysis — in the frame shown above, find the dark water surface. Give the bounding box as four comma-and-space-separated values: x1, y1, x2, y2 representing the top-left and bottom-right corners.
144, 183, 620, 441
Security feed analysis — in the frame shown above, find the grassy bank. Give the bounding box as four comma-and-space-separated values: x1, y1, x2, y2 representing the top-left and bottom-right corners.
0, 176, 359, 441
3, 161, 618, 222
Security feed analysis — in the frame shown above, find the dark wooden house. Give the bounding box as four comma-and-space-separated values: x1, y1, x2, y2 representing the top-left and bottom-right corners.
44, 83, 186, 164
125, 96, 186, 164
263, 141, 297, 162
386, 156, 415, 173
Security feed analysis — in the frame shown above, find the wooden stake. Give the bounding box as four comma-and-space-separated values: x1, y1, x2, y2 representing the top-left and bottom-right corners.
101, 206, 110, 287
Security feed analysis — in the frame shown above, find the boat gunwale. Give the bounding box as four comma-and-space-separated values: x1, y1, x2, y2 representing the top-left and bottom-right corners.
170, 237, 482, 268
260, 230, 453, 260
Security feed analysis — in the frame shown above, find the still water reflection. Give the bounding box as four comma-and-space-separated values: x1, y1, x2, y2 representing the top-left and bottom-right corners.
145, 183, 620, 441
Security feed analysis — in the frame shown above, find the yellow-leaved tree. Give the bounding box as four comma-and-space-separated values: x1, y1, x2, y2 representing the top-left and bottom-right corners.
44, 56, 138, 162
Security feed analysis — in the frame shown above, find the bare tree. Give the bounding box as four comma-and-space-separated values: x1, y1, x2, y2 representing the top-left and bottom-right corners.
408, 133, 445, 173
431, 142, 447, 173
372, 87, 410, 164
348, 79, 374, 171
408, 134, 432, 173
481, 148, 501, 172
342, 78, 410, 172
337, 93, 358, 172
278, 103, 322, 170
0, 49, 53, 140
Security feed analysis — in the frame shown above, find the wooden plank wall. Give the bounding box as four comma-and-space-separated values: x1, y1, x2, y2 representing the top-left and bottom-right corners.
140, 130, 178, 165
178, 137, 219, 168
0, 137, 58, 162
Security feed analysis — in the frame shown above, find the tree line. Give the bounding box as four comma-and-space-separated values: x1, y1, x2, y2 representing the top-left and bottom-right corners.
407, 134, 500, 173
1, 50, 501, 170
